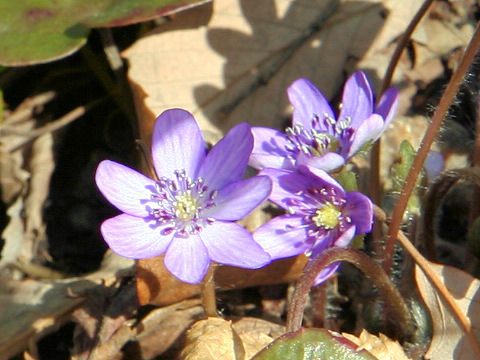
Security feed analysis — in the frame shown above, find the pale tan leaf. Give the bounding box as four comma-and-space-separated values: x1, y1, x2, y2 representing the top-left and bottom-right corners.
180, 317, 245, 360
0, 252, 134, 360
233, 317, 285, 359
415, 262, 480, 360
342, 329, 411, 360
22, 132, 55, 262
123, 0, 421, 145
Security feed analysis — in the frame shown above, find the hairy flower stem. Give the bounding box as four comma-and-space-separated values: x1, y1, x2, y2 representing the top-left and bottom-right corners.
466, 98, 480, 269
286, 248, 414, 340
384, 23, 480, 274
370, 0, 434, 263
375, 205, 480, 356
201, 265, 218, 317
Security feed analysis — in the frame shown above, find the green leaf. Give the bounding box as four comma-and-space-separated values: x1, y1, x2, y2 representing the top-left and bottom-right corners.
335, 170, 358, 192
390, 140, 421, 217
0, 0, 207, 66
252, 328, 378, 360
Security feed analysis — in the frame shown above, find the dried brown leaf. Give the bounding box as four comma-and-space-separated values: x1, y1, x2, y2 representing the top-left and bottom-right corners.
0, 252, 133, 360
126, 299, 204, 359
342, 329, 412, 360
232, 317, 284, 359
137, 255, 307, 306
123, 0, 415, 144
23, 133, 55, 262
415, 261, 480, 360
180, 317, 245, 360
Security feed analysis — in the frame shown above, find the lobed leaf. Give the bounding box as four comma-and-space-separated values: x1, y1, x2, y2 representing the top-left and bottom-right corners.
252, 328, 378, 360
0, 0, 207, 66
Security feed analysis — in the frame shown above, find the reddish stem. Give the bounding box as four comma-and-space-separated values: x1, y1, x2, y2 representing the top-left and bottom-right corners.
384, 23, 480, 274
370, 0, 435, 261
286, 248, 413, 340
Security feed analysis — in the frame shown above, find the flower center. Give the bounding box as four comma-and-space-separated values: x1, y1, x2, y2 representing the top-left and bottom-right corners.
284, 186, 352, 241
173, 191, 199, 221
149, 170, 217, 237
284, 113, 355, 159
285, 124, 338, 158
312, 203, 341, 229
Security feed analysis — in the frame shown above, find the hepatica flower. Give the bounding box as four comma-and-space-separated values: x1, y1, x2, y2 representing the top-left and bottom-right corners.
254, 167, 373, 284
95, 109, 272, 284
250, 71, 398, 172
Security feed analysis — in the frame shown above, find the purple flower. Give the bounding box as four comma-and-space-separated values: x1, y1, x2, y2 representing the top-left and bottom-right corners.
253, 167, 373, 284
249, 71, 398, 172
95, 109, 272, 284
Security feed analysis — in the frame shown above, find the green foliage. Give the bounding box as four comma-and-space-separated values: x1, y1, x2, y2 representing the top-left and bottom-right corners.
0, 0, 206, 66
390, 140, 421, 217
253, 328, 377, 360
335, 170, 358, 192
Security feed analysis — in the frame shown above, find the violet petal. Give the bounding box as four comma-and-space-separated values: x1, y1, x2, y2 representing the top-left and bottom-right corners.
253, 215, 311, 259
100, 213, 172, 259
250, 127, 294, 170
298, 165, 346, 194
338, 71, 374, 128
259, 168, 319, 210
95, 160, 156, 217
344, 192, 374, 234
376, 87, 399, 129
206, 176, 271, 221
313, 263, 341, 286
287, 78, 335, 131
296, 151, 346, 172
346, 113, 384, 157
152, 109, 206, 179
200, 221, 271, 268
164, 234, 210, 284
199, 123, 252, 190
332, 225, 356, 247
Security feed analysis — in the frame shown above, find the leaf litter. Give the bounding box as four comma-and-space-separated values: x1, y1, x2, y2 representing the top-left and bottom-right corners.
1, 0, 480, 358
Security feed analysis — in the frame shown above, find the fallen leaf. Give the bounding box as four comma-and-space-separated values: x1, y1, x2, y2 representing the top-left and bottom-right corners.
342, 329, 412, 360
0, 252, 134, 360
233, 317, 285, 359
124, 299, 204, 359
180, 317, 245, 360
136, 255, 307, 305
415, 261, 480, 360
124, 0, 410, 144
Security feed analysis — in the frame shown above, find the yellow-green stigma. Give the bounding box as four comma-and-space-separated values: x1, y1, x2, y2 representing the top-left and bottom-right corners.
312, 203, 341, 229
173, 191, 199, 221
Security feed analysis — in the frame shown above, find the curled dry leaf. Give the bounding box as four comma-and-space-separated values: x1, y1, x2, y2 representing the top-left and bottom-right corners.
233, 317, 285, 359
180, 317, 284, 360
180, 317, 245, 360
137, 255, 307, 306
415, 261, 480, 360
0, 252, 134, 359
23, 132, 55, 262
124, 299, 204, 359
342, 329, 412, 360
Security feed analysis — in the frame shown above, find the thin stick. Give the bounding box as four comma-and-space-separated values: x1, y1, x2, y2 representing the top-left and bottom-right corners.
286, 247, 413, 339
379, 0, 435, 96
384, 23, 480, 274
201, 265, 218, 317
375, 206, 480, 356
370, 0, 435, 261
